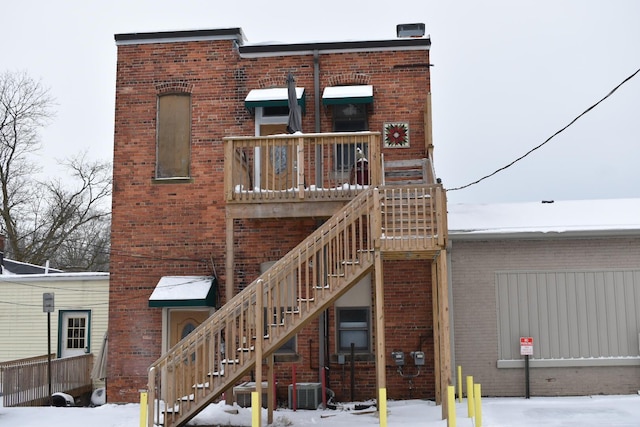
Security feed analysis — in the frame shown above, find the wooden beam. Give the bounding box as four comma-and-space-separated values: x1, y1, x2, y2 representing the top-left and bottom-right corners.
226, 201, 347, 220
437, 250, 452, 420
225, 211, 235, 405
254, 280, 264, 427
374, 248, 386, 402
431, 257, 441, 405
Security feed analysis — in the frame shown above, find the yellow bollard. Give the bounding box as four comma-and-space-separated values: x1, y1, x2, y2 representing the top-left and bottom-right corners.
457, 366, 462, 403
474, 383, 482, 427
252, 391, 261, 427
447, 385, 456, 427
466, 376, 474, 418
379, 388, 388, 427
139, 390, 148, 427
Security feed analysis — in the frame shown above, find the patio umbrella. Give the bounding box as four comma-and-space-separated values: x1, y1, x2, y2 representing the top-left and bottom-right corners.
91, 331, 108, 381
286, 72, 302, 134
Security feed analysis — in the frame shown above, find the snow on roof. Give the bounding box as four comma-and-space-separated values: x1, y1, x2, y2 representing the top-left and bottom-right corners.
322, 84, 373, 99
149, 276, 214, 301
448, 198, 640, 237
245, 87, 304, 102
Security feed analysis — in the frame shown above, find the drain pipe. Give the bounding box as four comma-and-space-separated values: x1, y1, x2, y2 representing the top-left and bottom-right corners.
313, 49, 329, 389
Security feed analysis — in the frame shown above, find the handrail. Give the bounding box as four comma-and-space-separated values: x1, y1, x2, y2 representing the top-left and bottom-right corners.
1, 354, 93, 407
147, 184, 446, 427
149, 188, 378, 427
224, 132, 381, 203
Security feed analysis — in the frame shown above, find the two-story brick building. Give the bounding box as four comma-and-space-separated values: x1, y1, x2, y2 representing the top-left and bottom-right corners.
109, 25, 450, 426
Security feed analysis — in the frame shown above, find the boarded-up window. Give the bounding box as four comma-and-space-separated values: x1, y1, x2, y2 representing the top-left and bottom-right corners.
156, 94, 191, 179
497, 270, 640, 364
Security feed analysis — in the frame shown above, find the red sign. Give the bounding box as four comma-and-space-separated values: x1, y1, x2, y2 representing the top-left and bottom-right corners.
520, 337, 533, 356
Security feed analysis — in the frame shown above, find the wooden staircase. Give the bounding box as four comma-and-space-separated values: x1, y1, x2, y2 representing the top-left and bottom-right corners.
146, 185, 446, 427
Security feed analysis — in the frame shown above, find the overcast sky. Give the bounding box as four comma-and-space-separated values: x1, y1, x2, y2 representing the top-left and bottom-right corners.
3, 0, 639, 204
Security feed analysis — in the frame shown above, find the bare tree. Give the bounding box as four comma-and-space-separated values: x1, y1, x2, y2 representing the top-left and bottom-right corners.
0, 70, 111, 270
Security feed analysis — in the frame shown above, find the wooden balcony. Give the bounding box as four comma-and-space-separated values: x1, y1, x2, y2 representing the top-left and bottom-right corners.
224, 132, 382, 218
223, 131, 446, 255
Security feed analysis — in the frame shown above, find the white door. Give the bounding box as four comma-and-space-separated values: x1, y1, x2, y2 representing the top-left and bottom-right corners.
60, 311, 90, 358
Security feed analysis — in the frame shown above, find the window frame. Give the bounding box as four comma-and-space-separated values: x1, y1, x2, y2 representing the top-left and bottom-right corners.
331, 103, 369, 173
336, 306, 371, 354
156, 93, 192, 180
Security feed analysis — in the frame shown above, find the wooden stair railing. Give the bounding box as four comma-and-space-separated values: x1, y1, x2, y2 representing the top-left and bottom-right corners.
146, 184, 445, 427
147, 189, 378, 427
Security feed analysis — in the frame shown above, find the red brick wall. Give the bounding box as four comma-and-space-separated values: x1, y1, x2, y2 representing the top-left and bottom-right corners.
110, 36, 433, 403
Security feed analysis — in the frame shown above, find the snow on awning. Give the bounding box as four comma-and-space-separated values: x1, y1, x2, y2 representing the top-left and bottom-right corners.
322, 85, 373, 105
148, 276, 217, 308
244, 87, 306, 111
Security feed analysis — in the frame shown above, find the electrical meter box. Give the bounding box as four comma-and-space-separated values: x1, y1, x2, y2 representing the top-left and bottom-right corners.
391, 351, 405, 366
412, 351, 425, 366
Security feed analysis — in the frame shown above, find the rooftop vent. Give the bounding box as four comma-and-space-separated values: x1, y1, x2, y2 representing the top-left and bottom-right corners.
397, 23, 426, 38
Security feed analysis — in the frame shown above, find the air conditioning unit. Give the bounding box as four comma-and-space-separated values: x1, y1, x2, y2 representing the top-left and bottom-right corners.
233, 382, 268, 408
288, 382, 322, 409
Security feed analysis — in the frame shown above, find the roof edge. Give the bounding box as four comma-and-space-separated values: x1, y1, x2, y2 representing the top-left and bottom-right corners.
115, 27, 246, 46
449, 228, 640, 241
239, 37, 431, 57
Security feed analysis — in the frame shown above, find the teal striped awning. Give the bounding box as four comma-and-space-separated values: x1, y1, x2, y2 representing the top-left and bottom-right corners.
322, 85, 374, 105
244, 87, 306, 112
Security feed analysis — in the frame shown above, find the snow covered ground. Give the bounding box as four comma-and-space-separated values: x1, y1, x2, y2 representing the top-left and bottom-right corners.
2, 394, 640, 426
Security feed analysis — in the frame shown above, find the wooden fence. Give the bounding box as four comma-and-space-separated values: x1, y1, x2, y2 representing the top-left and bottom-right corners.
0, 353, 93, 407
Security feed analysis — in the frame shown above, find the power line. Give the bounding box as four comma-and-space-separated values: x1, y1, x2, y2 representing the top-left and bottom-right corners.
448, 66, 640, 192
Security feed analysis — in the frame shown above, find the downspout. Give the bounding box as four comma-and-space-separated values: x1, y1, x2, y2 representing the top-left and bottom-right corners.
314, 49, 321, 134
313, 49, 329, 385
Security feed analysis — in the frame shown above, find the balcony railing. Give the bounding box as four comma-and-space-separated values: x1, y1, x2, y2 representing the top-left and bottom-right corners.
224, 132, 381, 203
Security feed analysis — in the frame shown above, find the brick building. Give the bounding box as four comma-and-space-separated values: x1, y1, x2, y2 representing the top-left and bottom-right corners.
109, 26, 450, 423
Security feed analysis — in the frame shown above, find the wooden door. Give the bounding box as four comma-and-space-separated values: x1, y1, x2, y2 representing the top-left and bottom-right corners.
259, 123, 295, 190
169, 310, 211, 392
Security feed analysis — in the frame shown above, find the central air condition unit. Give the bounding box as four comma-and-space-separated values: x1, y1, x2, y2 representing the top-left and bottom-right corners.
233, 382, 268, 408
288, 382, 322, 410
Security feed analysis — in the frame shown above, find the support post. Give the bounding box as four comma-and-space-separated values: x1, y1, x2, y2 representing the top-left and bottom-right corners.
446, 386, 456, 427
437, 250, 452, 420
225, 213, 235, 405
267, 356, 274, 424
474, 383, 482, 427
457, 366, 462, 403
374, 248, 387, 418
253, 280, 264, 427
139, 390, 148, 427
525, 354, 530, 399
466, 376, 474, 418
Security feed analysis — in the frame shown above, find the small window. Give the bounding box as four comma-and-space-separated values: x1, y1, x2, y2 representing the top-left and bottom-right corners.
156, 93, 191, 179
337, 307, 370, 353
66, 317, 86, 349
332, 103, 368, 172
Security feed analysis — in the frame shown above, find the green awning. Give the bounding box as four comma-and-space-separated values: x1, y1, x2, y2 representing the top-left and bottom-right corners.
149, 276, 217, 307
322, 85, 374, 105
245, 87, 306, 112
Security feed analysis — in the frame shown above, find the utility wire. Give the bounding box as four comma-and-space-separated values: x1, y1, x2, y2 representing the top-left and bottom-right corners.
449, 66, 640, 192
